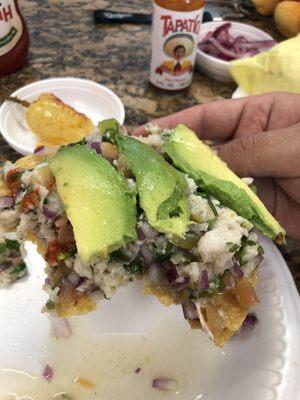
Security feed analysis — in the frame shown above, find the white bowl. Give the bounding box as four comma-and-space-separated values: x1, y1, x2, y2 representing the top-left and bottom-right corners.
0, 77, 125, 155
196, 21, 275, 82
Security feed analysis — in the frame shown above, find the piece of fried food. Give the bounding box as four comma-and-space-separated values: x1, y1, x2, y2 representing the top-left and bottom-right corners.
26, 93, 94, 147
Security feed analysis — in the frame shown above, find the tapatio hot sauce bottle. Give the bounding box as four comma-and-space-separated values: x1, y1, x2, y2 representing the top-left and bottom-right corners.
150, 0, 205, 93
0, 0, 29, 76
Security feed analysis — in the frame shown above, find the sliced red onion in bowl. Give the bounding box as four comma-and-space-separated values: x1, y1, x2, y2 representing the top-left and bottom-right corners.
153, 378, 178, 391
199, 269, 209, 291
90, 141, 102, 154
212, 22, 231, 40
198, 23, 276, 62
42, 364, 54, 382
51, 318, 72, 339
182, 301, 198, 320
232, 257, 244, 278
242, 313, 258, 329
0, 196, 14, 209
42, 205, 57, 220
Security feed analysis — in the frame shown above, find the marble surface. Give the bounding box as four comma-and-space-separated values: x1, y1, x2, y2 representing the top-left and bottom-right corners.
0, 0, 299, 292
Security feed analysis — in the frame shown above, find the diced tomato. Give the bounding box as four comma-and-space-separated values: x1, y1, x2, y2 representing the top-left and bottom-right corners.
21, 188, 40, 210
6, 168, 23, 194
46, 240, 60, 266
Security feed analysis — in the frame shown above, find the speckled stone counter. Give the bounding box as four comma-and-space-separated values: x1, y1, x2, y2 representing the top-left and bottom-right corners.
0, 0, 299, 292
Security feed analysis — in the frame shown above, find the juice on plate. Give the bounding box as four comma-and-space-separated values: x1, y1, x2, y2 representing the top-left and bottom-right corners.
150, 0, 205, 93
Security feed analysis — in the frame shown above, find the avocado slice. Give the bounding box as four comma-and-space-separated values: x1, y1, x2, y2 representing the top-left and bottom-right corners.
49, 145, 137, 263
164, 125, 285, 243
116, 135, 190, 236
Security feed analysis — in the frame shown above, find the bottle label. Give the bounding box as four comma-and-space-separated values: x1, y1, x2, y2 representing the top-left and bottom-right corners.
150, 3, 203, 90
0, 1, 23, 57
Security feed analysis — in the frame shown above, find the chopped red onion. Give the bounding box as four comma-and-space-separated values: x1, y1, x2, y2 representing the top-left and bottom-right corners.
34, 146, 45, 154
242, 313, 258, 329
137, 227, 146, 241
172, 276, 190, 291
182, 301, 198, 320
42, 364, 54, 382
199, 269, 209, 290
165, 265, 179, 283
140, 243, 154, 266
42, 205, 57, 220
67, 270, 80, 286
135, 367, 141, 374
152, 378, 178, 391
198, 23, 276, 61
52, 318, 72, 339
0, 196, 14, 209
33, 146, 54, 156
258, 254, 264, 265
147, 262, 164, 283
90, 141, 102, 154
140, 221, 158, 240
76, 276, 89, 291
44, 277, 51, 286
232, 257, 244, 278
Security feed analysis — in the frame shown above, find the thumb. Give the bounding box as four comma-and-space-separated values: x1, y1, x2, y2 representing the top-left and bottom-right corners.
214, 123, 300, 179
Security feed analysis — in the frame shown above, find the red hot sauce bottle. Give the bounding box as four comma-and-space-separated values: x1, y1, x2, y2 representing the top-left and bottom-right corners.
0, 0, 29, 76
150, 0, 205, 94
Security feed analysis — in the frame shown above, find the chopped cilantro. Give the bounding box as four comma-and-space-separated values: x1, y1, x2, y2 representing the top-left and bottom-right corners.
258, 245, 264, 255
0, 242, 6, 254
45, 300, 55, 310
124, 259, 144, 274
196, 274, 225, 298
226, 242, 240, 253
195, 190, 218, 217
5, 239, 20, 251
207, 217, 217, 230
156, 241, 174, 261
157, 183, 183, 220
207, 196, 218, 217
9, 262, 26, 274
245, 240, 257, 246
110, 249, 131, 263
57, 251, 73, 261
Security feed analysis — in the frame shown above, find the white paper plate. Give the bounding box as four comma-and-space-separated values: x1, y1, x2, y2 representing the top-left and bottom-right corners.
0, 77, 125, 155
0, 235, 300, 399
1, 85, 299, 398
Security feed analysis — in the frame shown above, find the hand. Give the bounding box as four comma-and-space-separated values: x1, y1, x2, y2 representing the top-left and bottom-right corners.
134, 92, 300, 242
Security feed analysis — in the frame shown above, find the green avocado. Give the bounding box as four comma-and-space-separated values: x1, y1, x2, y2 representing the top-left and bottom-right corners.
49, 145, 136, 263
116, 135, 191, 237
164, 125, 285, 243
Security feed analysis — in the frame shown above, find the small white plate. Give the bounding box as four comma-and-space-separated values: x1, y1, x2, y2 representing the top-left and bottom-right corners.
0, 77, 125, 155
0, 236, 299, 399
196, 22, 274, 82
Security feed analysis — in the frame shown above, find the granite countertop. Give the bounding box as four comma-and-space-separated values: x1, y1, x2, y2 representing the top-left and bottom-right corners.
0, 0, 299, 292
